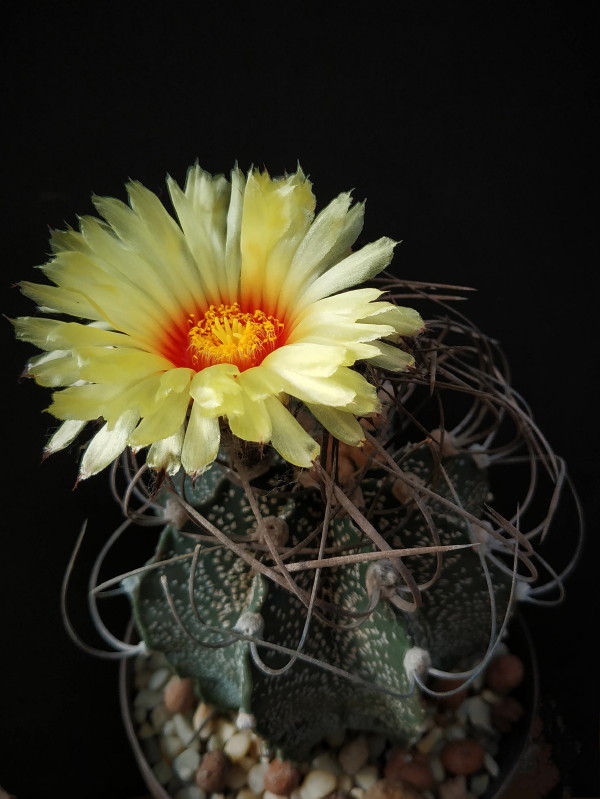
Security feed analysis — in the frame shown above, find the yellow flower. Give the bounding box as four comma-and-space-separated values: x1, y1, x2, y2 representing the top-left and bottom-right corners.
14, 165, 423, 479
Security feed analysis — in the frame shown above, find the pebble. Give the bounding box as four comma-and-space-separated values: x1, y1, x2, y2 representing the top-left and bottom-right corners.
300, 769, 337, 799
131, 637, 528, 799
489, 696, 524, 732
484, 654, 524, 695
354, 765, 378, 790
338, 735, 370, 775
165, 676, 196, 713
247, 762, 269, 794
440, 740, 485, 775
264, 759, 302, 795
195, 749, 230, 793
173, 712, 197, 747
224, 731, 253, 762
173, 748, 201, 781
149, 666, 172, 691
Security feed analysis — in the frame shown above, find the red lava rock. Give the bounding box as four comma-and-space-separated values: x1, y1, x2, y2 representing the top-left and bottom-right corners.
195, 749, 230, 792
384, 749, 433, 790
264, 758, 302, 795
364, 778, 424, 799
164, 675, 195, 713
440, 739, 486, 775
484, 653, 524, 694
432, 677, 469, 710
490, 695, 525, 732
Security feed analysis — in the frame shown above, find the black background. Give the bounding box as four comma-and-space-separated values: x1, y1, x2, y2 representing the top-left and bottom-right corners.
1, 3, 598, 798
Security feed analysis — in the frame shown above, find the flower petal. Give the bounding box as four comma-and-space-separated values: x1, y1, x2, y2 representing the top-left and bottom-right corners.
147, 426, 185, 475
365, 340, 415, 371
264, 396, 319, 467
297, 237, 397, 307
79, 410, 139, 479
306, 403, 366, 446
181, 403, 221, 476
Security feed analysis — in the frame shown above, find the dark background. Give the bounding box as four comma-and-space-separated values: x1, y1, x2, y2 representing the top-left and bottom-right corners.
1, 3, 598, 798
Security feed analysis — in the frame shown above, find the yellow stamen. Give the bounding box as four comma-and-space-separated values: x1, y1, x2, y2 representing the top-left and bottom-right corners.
188, 303, 284, 369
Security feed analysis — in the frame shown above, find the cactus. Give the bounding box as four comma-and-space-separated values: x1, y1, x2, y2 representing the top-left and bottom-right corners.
127, 436, 514, 760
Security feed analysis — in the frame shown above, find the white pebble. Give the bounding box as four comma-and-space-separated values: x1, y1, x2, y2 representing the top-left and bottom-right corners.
353, 765, 378, 790
464, 697, 492, 731
217, 719, 237, 742
162, 734, 185, 761
173, 748, 201, 781
247, 761, 269, 794
337, 774, 353, 793
193, 703, 214, 726
134, 688, 164, 710
349, 789, 364, 799
148, 666, 172, 691
265, 792, 287, 799
207, 733, 222, 752
300, 769, 337, 799
173, 712, 196, 746
174, 787, 207, 799
134, 704, 148, 724
484, 752, 499, 777
224, 730, 252, 761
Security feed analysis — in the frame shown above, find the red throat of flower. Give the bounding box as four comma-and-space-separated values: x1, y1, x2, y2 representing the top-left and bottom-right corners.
160, 302, 287, 371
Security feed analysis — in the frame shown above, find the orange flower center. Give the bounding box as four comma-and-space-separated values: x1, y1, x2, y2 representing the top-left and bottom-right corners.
186, 303, 285, 371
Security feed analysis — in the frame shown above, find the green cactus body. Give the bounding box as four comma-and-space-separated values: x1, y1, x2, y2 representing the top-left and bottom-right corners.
128, 445, 512, 759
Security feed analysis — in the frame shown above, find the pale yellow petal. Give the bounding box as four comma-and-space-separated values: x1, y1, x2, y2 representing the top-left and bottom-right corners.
156, 367, 194, 400
237, 364, 285, 401
128, 388, 191, 447
228, 393, 272, 443
79, 410, 139, 479
189, 363, 243, 415
359, 304, 424, 337
265, 342, 347, 377
240, 168, 315, 310
181, 402, 221, 476
147, 426, 185, 475
297, 237, 397, 307
27, 352, 81, 387
264, 395, 319, 467
305, 404, 366, 446
49, 383, 126, 421
365, 340, 415, 371
76, 347, 172, 384
45, 419, 86, 455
